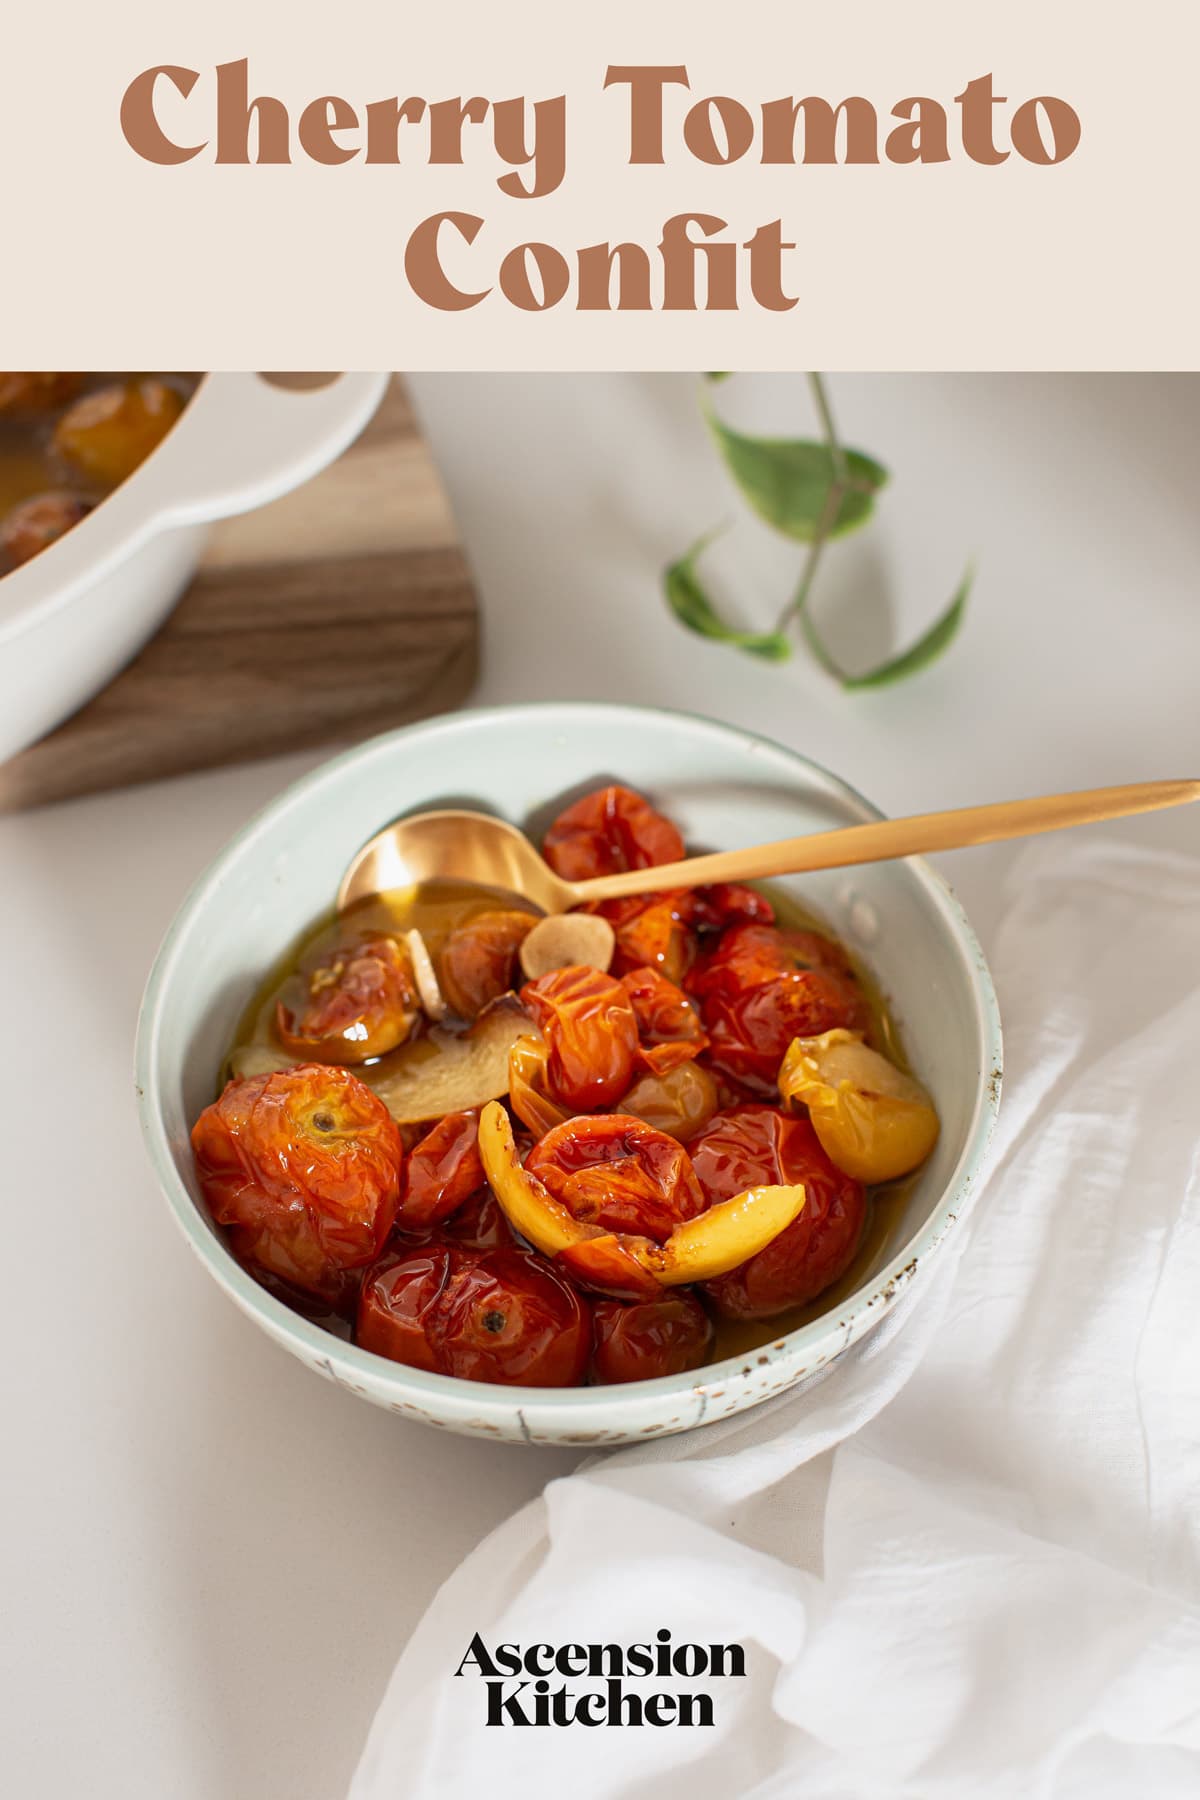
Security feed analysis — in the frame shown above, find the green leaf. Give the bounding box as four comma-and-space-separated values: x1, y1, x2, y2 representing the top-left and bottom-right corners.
664, 532, 792, 662
705, 371, 732, 383
841, 564, 973, 690
706, 413, 889, 543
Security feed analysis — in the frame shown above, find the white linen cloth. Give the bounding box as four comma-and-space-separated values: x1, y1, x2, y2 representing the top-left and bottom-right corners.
350, 839, 1200, 1799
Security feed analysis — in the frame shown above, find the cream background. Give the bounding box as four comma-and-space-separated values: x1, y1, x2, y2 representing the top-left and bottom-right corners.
1, 0, 1196, 367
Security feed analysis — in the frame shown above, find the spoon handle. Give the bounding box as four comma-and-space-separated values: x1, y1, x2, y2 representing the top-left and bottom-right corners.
569, 779, 1200, 903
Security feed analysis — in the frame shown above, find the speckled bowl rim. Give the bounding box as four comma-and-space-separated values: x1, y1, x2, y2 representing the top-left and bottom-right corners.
135, 702, 1002, 1441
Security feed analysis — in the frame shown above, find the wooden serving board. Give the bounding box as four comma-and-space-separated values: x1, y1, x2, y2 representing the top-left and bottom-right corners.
0, 377, 479, 811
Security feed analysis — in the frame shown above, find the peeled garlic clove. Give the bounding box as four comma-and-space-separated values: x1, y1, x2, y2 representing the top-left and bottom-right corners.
519, 912, 616, 982
368, 997, 530, 1124
779, 1029, 939, 1184
405, 928, 446, 1021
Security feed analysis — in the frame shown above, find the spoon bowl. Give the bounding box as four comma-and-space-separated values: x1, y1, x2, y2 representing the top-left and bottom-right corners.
337, 808, 574, 914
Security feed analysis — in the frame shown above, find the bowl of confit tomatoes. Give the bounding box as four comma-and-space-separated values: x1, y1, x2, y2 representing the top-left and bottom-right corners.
136, 703, 1002, 1445
0, 371, 387, 762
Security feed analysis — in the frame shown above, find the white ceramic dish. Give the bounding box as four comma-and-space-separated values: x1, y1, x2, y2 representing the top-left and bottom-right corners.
0, 371, 388, 763
136, 703, 1002, 1445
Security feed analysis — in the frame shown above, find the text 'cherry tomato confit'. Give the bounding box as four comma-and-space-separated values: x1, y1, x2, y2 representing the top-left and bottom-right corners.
191, 785, 940, 1387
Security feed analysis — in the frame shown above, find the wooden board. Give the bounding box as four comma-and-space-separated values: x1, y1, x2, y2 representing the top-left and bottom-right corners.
0, 377, 478, 810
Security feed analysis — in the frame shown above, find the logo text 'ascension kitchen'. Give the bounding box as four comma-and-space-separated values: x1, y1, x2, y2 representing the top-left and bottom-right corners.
456, 1629, 747, 1726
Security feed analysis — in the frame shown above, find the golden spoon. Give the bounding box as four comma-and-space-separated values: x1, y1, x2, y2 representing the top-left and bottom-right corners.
337, 778, 1200, 915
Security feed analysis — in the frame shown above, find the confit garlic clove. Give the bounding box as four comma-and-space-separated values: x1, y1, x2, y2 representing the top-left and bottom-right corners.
405, 928, 447, 1021
779, 1029, 940, 1184
518, 911, 617, 982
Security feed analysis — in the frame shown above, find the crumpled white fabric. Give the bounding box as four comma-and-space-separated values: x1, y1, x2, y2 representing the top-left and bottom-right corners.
350, 840, 1200, 1800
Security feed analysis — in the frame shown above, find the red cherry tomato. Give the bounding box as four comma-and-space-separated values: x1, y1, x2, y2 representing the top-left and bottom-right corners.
357, 1246, 591, 1386
191, 1064, 403, 1296
397, 1109, 484, 1229
689, 923, 868, 1092
525, 1113, 705, 1242
276, 933, 419, 1064
620, 966, 708, 1074
442, 1186, 518, 1252
689, 883, 776, 931
591, 1293, 714, 1383
520, 965, 639, 1110
438, 910, 537, 1019
542, 784, 685, 882
600, 891, 698, 984
689, 1107, 866, 1319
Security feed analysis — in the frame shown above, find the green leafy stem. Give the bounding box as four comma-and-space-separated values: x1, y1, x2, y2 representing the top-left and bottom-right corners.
665, 373, 973, 687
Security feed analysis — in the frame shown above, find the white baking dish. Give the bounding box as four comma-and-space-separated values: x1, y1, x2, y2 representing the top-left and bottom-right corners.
0, 371, 389, 764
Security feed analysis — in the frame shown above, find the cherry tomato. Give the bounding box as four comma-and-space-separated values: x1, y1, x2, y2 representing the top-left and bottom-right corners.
688, 1107, 866, 1319
442, 1186, 518, 1252
1, 491, 91, 566
520, 965, 639, 1111
191, 1064, 403, 1296
53, 378, 185, 488
689, 923, 868, 1092
0, 372, 83, 413
542, 784, 685, 882
525, 1113, 705, 1242
591, 1293, 714, 1383
438, 909, 537, 1019
621, 1059, 720, 1143
276, 933, 419, 1064
689, 883, 776, 932
599, 891, 698, 984
620, 966, 708, 1074
508, 1034, 572, 1140
397, 1109, 484, 1229
357, 1245, 591, 1386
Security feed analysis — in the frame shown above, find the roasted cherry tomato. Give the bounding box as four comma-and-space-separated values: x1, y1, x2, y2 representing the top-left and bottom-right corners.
276, 933, 420, 1064
598, 891, 698, 984
357, 1245, 591, 1386
442, 1186, 518, 1252
620, 1059, 720, 1143
542, 784, 685, 882
591, 1292, 714, 1384
438, 909, 537, 1019
688, 883, 776, 932
689, 1106, 866, 1319
508, 1034, 571, 1140
397, 1109, 484, 1229
525, 1113, 706, 1242
191, 1064, 403, 1296
689, 923, 868, 1093
1, 491, 91, 566
0, 372, 83, 413
520, 965, 639, 1110
620, 966, 708, 1074
53, 378, 185, 488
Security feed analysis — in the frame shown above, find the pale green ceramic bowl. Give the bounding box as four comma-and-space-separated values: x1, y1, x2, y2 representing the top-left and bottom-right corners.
136, 703, 1002, 1445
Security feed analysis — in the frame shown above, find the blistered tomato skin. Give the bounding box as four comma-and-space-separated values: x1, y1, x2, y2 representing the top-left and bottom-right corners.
689, 1107, 866, 1319
397, 1109, 485, 1229
357, 1247, 448, 1370
620, 966, 709, 1074
438, 910, 537, 1020
690, 923, 868, 1093
358, 1246, 591, 1386
599, 892, 699, 984
591, 1293, 714, 1384
191, 1065, 404, 1296
526, 1113, 706, 1242
276, 933, 420, 1064
542, 784, 685, 882
520, 965, 639, 1111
